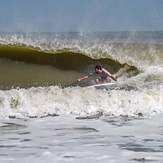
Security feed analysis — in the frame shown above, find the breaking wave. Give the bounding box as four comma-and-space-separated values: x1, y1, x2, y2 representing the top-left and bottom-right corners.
0, 85, 163, 119
0, 32, 162, 119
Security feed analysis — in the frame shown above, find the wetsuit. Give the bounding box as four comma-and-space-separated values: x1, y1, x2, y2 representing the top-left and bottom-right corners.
98, 70, 111, 82
88, 68, 112, 83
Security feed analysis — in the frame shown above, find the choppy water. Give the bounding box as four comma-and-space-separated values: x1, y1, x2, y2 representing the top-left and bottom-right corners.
1, 115, 163, 163
0, 32, 163, 162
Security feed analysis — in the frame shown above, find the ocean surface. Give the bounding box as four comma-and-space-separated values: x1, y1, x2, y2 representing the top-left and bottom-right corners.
0, 32, 163, 162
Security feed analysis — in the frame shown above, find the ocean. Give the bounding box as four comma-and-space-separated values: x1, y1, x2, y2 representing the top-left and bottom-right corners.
0, 32, 163, 162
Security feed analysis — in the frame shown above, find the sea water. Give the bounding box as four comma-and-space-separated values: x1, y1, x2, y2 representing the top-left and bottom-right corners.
0, 32, 163, 162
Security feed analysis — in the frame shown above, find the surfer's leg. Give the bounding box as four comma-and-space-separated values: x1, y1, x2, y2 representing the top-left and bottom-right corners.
95, 79, 100, 84
106, 77, 111, 83
95, 78, 103, 84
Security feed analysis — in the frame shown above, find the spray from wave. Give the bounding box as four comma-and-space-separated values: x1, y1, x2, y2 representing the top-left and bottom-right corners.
0, 32, 163, 69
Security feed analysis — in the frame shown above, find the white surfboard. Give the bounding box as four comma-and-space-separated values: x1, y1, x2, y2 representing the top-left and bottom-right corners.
87, 82, 136, 91
87, 82, 117, 89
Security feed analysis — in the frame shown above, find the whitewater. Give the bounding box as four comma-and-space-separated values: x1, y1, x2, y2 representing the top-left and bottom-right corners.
0, 32, 163, 163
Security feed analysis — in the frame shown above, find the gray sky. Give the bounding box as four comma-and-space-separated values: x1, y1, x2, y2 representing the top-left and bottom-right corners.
0, 0, 163, 32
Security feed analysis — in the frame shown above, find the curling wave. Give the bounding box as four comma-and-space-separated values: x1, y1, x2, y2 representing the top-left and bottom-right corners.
0, 32, 162, 119
0, 32, 163, 71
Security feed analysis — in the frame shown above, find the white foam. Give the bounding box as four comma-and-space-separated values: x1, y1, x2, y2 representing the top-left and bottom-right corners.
0, 85, 162, 119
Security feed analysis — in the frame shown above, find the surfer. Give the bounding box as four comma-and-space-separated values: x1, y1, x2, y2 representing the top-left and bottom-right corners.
77, 65, 117, 83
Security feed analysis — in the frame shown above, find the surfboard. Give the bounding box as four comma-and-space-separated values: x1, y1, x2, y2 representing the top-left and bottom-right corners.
87, 82, 137, 91
87, 82, 117, 89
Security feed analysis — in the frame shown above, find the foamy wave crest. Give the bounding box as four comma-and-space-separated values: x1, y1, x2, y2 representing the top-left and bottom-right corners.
0, 33, 163, 71
0, 85, 162, 119
126, 66, 163, 87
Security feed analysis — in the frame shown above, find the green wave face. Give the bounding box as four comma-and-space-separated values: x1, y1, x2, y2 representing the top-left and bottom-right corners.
1, 31, 163, 89
0, 45, 132, 89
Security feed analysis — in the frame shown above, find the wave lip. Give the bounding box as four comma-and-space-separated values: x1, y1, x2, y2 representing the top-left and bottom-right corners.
0, 32, 163, 71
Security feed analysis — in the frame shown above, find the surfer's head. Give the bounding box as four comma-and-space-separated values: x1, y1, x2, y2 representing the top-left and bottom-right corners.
95, 65, 102, 74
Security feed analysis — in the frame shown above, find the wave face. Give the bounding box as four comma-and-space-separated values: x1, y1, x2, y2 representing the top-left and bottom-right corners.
0, 32, 163, 119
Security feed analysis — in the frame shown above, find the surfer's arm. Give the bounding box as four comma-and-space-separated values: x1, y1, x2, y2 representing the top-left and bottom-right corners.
77, 73, 93, 82
102, 68, 117, 81
77, 75, 89, 82
110, 75, 117, 81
